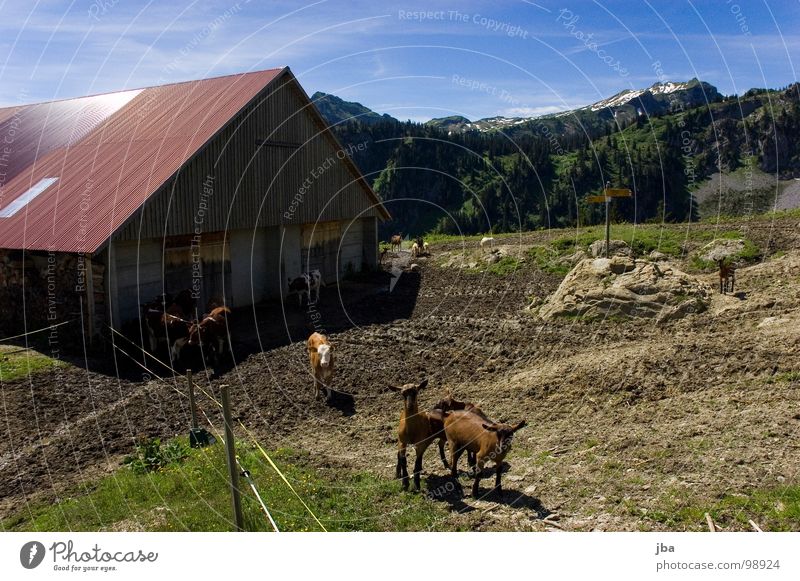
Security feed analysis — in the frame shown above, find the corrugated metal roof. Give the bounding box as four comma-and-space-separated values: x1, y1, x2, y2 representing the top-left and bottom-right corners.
0, 69, 284, 253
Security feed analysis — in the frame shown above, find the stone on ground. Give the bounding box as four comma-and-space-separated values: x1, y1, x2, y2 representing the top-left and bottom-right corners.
538, 257, 711, 322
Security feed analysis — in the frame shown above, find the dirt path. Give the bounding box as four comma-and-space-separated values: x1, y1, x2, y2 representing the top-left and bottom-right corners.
2, 229, 799, 530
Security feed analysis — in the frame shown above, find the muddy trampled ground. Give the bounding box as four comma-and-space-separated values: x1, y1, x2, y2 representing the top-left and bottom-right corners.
2, 216, 799, 530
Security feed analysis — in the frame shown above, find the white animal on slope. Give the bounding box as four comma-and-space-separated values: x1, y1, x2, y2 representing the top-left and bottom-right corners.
423, 242, 429, 254
287, 269, 324, 306
480, 237, 495, 252
410, 242, 420, 258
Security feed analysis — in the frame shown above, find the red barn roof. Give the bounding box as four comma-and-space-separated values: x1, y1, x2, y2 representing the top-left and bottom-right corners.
0, 68, 284, 253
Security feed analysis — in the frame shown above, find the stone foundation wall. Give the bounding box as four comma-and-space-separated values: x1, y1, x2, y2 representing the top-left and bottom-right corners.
0, 250, 106, 342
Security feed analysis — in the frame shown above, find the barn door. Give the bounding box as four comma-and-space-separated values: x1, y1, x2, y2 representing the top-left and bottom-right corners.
301, 221, 340, 283
163, 233, 231, 315
199, 240, 232, 311
164, 246, 194, 303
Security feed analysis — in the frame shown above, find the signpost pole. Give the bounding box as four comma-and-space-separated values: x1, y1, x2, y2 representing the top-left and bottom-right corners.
605, 198, 610, 258
586, 187, 632, 257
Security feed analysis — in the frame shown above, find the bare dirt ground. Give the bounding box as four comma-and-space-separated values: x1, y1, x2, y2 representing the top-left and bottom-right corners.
2, 215, 799, 530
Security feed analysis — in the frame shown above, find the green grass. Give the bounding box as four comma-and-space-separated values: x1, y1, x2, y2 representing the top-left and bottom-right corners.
646, 485, 800, 531
2, 440, 447, 532
527, 246, 572, 275
427, 220, 763, 266
550, 224, 749, 258
422, 231, 494, 244
0, 346, 65, 382
540, 223, 762, 276
765, 371, 800, 385
485, 256, 522, 276
690, 237, 762, 271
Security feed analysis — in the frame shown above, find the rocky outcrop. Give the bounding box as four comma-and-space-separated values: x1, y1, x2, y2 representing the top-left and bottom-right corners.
699, 239, 745, 262
538, 257, 711, 323
589, 239, 632, 258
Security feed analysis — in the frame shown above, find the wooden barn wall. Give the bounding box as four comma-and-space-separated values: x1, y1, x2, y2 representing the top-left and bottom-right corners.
113, 72, 380, 244
0, 250, 103, 340
338, 218, 364, 278
229, 227, 271, 307
110, 239, 163, 324
361, 216, 378, 267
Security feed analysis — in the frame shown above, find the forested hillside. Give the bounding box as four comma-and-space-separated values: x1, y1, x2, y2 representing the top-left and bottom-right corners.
314, 81, 800, 236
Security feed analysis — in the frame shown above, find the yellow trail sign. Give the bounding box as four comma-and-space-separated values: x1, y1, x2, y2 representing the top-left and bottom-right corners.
586, 195, 610, 203
604, 188, 633, 198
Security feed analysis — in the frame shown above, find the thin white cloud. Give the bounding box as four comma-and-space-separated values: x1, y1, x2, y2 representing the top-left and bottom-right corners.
502, 105, 567, 117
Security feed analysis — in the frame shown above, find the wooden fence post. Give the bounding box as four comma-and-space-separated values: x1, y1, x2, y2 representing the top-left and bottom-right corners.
221, 384, 244, 531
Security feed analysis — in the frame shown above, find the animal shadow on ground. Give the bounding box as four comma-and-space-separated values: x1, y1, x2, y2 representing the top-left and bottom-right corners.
327, 389, 356, 416
733, 291, 748, 300
425, 464, 551, 519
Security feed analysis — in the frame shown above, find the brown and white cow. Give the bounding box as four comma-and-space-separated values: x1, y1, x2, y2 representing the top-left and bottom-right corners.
307, 332, 334, 401
141, 289, 194, 354
141, 295, 192, 356
179, 306, 231, 366
390, 234, 403, 253
287, 269, 324, 307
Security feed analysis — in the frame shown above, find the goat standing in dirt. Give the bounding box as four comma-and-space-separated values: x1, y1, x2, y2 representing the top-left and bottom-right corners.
308, 332, 334, 401
717, 259, 736, 294
390, 234, 403, 253
390, 379, 443, 491
443, 410, 526, 496
431, 391, 490, 469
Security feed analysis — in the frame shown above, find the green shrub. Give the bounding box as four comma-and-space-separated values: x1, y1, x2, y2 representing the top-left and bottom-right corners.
123, 437, 190, 474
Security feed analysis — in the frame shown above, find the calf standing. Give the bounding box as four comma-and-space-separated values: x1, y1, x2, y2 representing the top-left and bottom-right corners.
182, 306, 231, 367
142, 303, 191, 356
390, 234, 403, 253
717, 259, 736, 294
287, 269, 324, 306
307, 332, 335, 401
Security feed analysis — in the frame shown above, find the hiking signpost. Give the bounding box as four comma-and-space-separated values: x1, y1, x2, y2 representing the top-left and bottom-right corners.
587, 185, 633, 257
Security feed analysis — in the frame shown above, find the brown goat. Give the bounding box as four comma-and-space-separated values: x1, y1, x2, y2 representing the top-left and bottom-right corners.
423, 409, 450, 470
717, 259, 736, 294
433, 392, 490, 421
443, 410, 526, 497
390, 379, 443, 491
431, 392, 491, 469
390, 234, 403, 252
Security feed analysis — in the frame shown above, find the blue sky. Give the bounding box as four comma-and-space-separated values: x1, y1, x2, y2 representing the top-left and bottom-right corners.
0, 0, 797, 121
